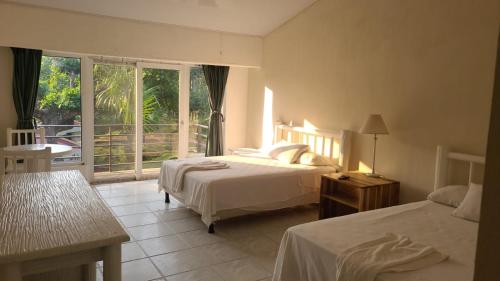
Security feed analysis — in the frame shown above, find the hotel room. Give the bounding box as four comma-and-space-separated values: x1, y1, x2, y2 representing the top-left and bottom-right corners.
0, 0, 499, 280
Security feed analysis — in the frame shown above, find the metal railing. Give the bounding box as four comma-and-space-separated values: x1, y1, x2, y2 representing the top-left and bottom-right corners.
37, 123, 208, 173
94, 123, 208, 173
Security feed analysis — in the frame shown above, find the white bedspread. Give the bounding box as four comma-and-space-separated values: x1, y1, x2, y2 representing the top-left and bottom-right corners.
164, 159, 229, 192
158, 155, 336, 225
273, 201, 478, 281
336, 233, 448, 281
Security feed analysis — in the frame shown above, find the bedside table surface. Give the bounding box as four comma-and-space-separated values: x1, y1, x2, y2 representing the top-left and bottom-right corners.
322, 172, 399, 189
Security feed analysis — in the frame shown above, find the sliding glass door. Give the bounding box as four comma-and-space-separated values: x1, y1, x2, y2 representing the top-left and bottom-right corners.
93, 63, 136, 175
90, 61, 211, 179
140, 66, 180, 173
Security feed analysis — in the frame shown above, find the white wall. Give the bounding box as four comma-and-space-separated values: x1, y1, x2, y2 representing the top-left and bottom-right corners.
224, 67, 249, 154
246, 0, 499, 202
0, 2, 262, 67
0, 47, 17, 147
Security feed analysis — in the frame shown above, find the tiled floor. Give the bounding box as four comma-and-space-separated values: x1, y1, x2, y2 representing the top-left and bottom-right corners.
94, 180, 319, 281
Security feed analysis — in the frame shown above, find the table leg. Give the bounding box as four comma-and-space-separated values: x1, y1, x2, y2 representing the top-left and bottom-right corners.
0, 263, 22, 281
103, 244, 121, 281
83, 262, 97, 281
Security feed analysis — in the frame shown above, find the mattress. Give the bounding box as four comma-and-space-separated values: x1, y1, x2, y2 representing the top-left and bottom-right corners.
273, 200, 478, 281
158, 155, 336, 225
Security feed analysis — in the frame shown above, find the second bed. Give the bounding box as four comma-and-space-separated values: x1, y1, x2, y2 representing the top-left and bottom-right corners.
158, 125, 352, 232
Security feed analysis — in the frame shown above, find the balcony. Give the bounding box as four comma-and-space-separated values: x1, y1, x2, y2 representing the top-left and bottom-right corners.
37, 123, 208, 174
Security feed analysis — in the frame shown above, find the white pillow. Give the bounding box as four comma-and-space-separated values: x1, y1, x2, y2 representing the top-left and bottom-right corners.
277, 148, 304, 164
427, 185, 468, 207
266, 142, 309, 159
299, 152, 333, 166
452, 183, 482, 222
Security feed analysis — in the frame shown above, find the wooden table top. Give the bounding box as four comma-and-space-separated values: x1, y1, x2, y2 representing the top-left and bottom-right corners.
322, 171, 399, 189
0, 170, 129, 263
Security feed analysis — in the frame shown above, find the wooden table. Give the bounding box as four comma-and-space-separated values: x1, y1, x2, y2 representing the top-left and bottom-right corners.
0, 170, 129, 281
319, 172, 400, 219
2, 144, 73, 158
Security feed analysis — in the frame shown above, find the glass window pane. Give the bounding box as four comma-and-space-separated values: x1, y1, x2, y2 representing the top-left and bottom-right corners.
93, 63, 136, 174
189, 67, 210, 156
35, 56, 82, 163
142, 68, 179, 170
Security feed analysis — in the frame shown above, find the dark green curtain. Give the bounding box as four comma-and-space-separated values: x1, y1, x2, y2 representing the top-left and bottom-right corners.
202, 65, 230, 156
11, 48, 42, 133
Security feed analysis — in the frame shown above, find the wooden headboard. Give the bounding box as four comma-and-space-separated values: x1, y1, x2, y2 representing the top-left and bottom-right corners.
434, 145, 486, 190
273, 125, 352, 171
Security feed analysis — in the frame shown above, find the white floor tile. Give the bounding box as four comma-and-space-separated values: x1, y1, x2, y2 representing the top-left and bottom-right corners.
146, 200, 184, 212
200, 242, 248, 263
138, 235, 190, 256
94, 180, 319, 281
216, 222, 261, 240
151, 247, 220, 276
168, 217, 206, 233
265, 230, 286, 243
128, 222, 176, 240
122, 242, 147, 262
235, 236, 279, 256
155, 208, 197, 222
251, 250, 278, 272
122, 258, 162, 281
180, 229, 226, 247
165, 268, 224, 281
98, 189, 132, 199
104, 196, 140, 207
112, 204, 151, 217
212, 257, 271, 281
119, 213, 160, 228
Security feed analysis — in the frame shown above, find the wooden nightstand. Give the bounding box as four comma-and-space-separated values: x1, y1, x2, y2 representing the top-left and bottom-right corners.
319, 172, 400, 219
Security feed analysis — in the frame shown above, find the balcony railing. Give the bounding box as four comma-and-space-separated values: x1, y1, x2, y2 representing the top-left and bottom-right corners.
37, 123, 208, 173
37, 124, 82, 163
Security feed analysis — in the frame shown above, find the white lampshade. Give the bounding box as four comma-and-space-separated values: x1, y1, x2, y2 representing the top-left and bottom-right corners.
359, 114, 389, 135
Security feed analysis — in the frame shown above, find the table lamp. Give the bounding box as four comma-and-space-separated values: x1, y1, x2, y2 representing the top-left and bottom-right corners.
359, 114, 389, 177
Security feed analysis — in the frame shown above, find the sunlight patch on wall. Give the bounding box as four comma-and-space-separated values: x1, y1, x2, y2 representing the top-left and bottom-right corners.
262, 87, 274, 149
358, 161, 372, 173
303, 119, 318, 130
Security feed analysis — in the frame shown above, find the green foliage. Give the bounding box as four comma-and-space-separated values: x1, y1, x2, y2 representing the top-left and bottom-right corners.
189, 67, 210, 126
93, 64, 136, 125
142, 68, 179, 131
36, 56, 81, 126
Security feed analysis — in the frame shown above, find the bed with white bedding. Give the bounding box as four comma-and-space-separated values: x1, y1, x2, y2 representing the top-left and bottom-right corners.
159, 154, 336, 226
158, 125, 352, 232
273, 145, 485, 281
274, 200, 477, 281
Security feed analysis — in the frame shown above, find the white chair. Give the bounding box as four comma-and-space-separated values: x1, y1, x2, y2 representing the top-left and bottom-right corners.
0, 147, 52, 174
6, 127, 46, 146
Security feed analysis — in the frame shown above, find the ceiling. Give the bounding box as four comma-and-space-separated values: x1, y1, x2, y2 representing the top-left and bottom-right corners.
6, 0, 317, 36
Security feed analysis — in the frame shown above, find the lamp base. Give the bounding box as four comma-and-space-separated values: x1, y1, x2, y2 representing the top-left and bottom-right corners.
365, 173, 382, 178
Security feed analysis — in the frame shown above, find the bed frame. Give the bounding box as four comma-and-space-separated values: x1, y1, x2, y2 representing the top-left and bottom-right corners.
434, 145, 486, 190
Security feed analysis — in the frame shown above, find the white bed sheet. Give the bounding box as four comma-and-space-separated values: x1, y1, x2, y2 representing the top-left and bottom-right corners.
274, 200, 478, 281
158, 155, 336, 225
